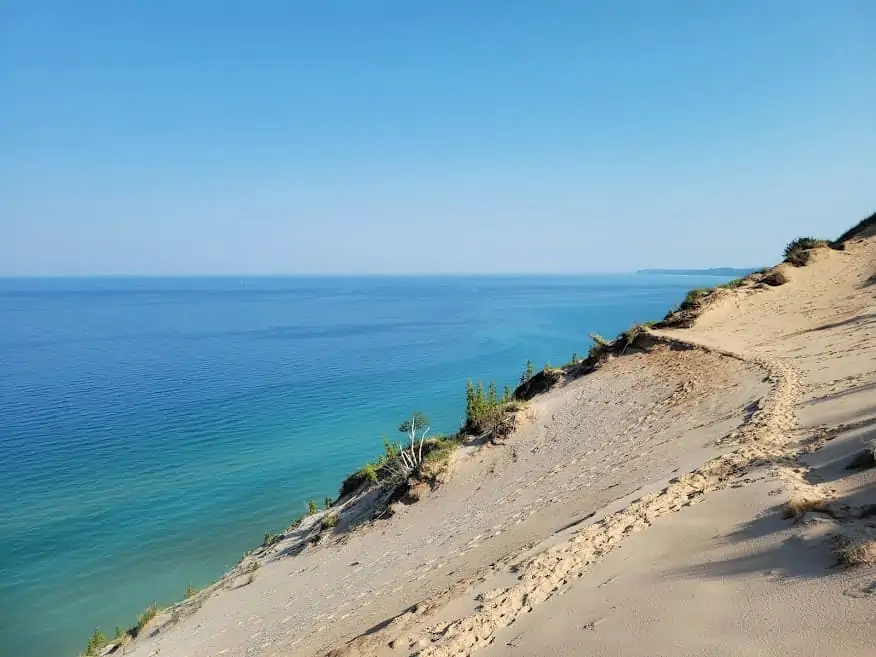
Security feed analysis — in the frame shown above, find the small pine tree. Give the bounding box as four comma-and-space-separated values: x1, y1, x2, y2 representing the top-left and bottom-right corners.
502, 385, 513, 403
85, 629, 107, 656
382, 436, 401, 461
571, 352, 578, 364
487, 381, 497, 406
307, 499, 318, 515
324, 497, 333, 509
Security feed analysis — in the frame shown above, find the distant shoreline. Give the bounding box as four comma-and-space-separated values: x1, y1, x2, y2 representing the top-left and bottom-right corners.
636, 267, 758, 277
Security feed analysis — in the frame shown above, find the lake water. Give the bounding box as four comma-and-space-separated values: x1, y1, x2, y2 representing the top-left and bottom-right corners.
0, 274, 732, 657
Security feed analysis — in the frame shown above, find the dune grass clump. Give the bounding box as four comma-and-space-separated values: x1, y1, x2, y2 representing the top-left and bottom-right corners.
682, 287, 713, 307
836, 536, 876, 567
761, 269, 788, 286
781, 495, 836, 523
784, 237, 828, 266
718, 277, 746, 290
321, 512, 339, 530
134, 603, 160, 636
339, 462, 379, 498
184, 582, 197, 599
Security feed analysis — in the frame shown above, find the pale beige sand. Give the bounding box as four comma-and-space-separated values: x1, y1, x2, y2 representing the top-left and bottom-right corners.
120, 236, 875, 657
479, 479, 875, 657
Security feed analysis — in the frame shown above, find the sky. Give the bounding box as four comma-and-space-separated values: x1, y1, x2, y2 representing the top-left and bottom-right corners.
2, 1, 874, 275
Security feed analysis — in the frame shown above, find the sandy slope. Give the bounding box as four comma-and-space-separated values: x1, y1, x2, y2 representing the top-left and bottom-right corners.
121, 237, 875, 657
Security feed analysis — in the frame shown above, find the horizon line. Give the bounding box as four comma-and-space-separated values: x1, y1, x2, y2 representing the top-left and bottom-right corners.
0, 269, 762, 280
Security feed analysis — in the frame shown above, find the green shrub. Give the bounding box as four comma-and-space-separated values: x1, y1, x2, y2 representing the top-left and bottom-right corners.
784, 237, 827, 266
683, 287, 712, 307
465, 380, 501, 432
321, 512, 339, 529
307, 499, 318, 515
263, 531, 281, 546
113, 626, 125, 641
360, 463, 378, 484
184, 582, 197, 599
422, 434, 461, 465
338, 462, 380, 498
84, 629, 107, 656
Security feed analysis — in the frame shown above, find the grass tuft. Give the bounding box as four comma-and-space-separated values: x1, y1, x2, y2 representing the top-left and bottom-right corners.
321, 512, 339, 530
135, 603, 160, 636
682, 287, 713, 307
718, 277, 745, 290
836, 536, 876, 567
184, 582, 197, 599
781, 495, 836, 523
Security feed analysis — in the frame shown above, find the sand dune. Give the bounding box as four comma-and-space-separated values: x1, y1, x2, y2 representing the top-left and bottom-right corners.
121, 233, 875, 657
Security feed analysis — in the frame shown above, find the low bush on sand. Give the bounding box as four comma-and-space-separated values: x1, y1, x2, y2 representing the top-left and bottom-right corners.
836, 536, 876, 567
761, 269, 788, 286
781, 495, 836, 523
682, 287, 713, 307
321, 512, 339, 530
783, 237, 828, 266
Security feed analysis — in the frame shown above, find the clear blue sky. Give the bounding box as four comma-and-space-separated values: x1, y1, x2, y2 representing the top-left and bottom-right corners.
2, 1, 874, 275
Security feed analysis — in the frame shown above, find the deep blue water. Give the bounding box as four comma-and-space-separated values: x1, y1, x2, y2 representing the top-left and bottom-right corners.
0, 275, 732, 657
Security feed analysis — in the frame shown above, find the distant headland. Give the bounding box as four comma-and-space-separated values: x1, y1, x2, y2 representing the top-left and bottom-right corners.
636, 267, 759, 277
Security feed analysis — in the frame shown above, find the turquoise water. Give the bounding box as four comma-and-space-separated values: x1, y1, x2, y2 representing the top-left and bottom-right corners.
0, 275, 732, 657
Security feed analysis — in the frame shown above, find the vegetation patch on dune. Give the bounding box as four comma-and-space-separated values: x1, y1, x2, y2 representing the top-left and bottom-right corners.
832, 210, 876, 244
836, 536, 876, 567
781, 495, 837, 523
783, 236, 829, 267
